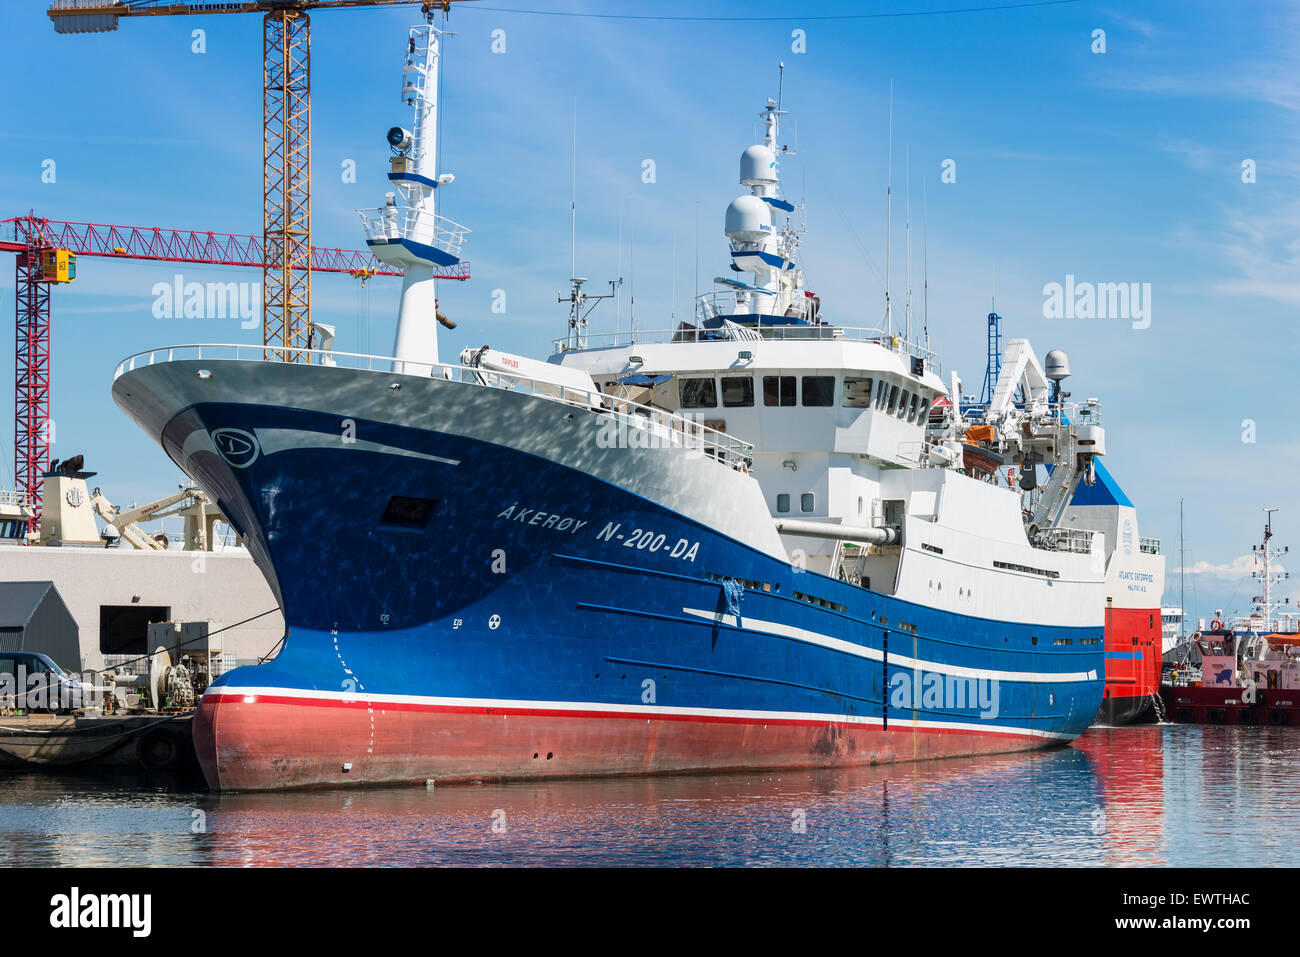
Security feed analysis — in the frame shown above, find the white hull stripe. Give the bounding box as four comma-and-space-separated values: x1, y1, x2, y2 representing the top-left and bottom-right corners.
256, 428, 460, 466
681, 608, 1099, 683
205, 686, 1074, 740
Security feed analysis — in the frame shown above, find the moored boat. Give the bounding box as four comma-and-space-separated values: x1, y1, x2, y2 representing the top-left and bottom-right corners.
1161, 510, 1300, 725
111, 10, 1117, 790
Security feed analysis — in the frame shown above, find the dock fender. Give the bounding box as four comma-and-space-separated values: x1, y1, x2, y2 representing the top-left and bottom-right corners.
137, 725, 183, 771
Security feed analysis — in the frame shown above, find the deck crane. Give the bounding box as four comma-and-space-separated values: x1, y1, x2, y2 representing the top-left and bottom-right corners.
47, 0, 473, 363
89, 483, 220, 551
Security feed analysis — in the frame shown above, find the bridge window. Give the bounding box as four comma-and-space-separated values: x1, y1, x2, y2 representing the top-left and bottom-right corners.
763, 375, 796, 407
721, 376, 754, 407
896, 389, 911, 419
680, 377, 717, 408
875, 379, 889, 409
843, 376, 874, 408
801, 376, 835, 407
887, 385, 900, 414
907, 393, 920, 423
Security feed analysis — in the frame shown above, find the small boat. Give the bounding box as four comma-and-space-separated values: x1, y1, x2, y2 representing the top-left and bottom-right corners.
1160, 510, 1300, 725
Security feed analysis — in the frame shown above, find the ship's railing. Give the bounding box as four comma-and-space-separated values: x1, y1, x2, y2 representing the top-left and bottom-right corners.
894, 440, 933, 468
1031, 526, 1096, 555
0, 489, 32, 508
894, 440, 957, 470
1139, 536, 1160, 555
1164, 664, 1201, 688
1065, 399, 1103, 426
695, 290, 790, 323
356, 205, 470, 260
114, 343, 755, 473
554, 324, 938, 366
1195, 614, 1300, 635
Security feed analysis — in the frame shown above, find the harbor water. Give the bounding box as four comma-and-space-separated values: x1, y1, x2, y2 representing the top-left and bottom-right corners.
0, 724, 1294, 867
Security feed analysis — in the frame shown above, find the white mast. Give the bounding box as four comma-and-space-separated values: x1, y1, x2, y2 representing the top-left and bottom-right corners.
357, 9, 469, 374
1254, 507, 1289, 630
391, 14, 444, 369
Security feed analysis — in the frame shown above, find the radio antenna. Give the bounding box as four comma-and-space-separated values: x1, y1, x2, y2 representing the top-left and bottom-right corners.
884, 79, 893, 336
923, 176, 930, 350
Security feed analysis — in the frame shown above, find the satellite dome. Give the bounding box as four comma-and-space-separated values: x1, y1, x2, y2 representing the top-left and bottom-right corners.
1045, 349, 1071, 381
740, 145, 777, 186
724, 195, 772, 242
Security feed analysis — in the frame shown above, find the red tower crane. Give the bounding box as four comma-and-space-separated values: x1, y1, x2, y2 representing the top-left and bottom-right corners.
1, 213, 469, 528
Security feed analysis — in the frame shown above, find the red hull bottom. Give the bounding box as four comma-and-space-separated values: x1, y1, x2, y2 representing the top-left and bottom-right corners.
195, 696, 1067, 791
1160, 686, 1300, 726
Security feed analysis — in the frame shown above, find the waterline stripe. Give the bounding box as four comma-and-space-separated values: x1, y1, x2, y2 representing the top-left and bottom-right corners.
205, 686, 1074, 740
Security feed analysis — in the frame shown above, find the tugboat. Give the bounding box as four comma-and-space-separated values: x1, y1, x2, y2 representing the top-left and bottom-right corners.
111, 9, 1116, 791
1161, 509, 1300, 726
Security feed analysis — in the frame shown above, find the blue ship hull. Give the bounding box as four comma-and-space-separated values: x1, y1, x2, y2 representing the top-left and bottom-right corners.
113, 359, 1105, 790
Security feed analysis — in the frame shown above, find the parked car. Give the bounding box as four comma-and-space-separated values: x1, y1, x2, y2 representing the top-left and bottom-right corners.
0, 652, 90, 714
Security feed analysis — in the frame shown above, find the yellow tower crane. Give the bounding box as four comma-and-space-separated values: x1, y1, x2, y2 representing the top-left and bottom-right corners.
47, 0, 470, 362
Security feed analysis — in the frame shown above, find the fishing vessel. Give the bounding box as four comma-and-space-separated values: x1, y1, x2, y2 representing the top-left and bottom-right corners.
111, 12, 1112, 790
1161, 510, 1300, 725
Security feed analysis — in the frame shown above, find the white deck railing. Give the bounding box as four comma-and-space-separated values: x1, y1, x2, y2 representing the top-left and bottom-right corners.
114, 343, 755, 473
356, 206, 469, 260
1033, 527, 1097, 555
553, 324, 939, 367
0, 489, 33, 509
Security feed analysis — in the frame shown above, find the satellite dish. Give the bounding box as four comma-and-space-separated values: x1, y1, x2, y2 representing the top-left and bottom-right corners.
148, 646, 172, 709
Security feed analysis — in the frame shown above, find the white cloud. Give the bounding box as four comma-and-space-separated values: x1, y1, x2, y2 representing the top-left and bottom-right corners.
1210, 203, 1300, 305
1175, 554, 1270, 580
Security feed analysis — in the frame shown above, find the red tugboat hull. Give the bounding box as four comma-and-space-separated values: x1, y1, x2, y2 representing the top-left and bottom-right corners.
1159, 685, 1298, 726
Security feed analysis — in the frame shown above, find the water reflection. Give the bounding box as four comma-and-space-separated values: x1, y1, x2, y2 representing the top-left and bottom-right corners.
1, 726, 1296, 866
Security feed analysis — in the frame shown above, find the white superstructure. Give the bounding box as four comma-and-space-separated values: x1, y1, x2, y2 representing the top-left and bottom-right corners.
479, 87, 1116, 630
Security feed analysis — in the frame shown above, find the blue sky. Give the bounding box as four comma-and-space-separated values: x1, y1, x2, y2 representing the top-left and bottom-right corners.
1, 0, 1296, 620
